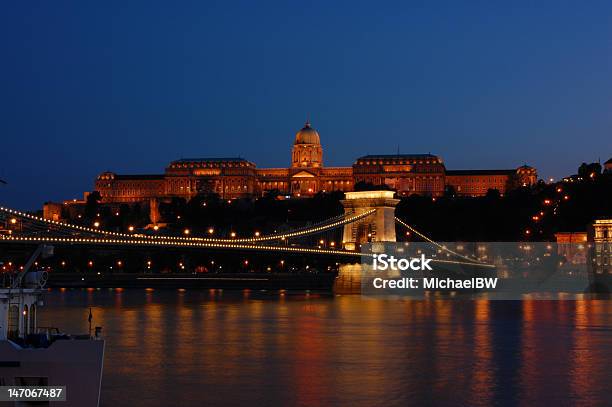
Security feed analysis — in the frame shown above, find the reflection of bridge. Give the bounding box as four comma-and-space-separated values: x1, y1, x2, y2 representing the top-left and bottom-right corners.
0, 191, 487, 266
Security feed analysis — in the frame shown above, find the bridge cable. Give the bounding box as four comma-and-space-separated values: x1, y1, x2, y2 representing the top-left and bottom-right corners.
395, 217, 488, 265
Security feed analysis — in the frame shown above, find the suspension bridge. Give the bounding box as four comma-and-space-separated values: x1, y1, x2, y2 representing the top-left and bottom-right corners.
0, 205, 372, 257
0, 191, 491, 268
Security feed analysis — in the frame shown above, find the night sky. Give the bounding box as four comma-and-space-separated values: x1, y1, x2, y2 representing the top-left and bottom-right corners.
1, 1, 611, 209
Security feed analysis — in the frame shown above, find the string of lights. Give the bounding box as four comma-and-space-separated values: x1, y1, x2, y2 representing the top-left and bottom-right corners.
0, 206, 375, 244
0, 234, 367, 257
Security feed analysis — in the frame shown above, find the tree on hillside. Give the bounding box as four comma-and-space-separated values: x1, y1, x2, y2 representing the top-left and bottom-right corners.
84, 191, 101, 219
578, 162, 602, 179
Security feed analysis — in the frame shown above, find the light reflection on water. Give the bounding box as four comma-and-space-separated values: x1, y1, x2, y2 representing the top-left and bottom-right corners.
39, 289, 612, 407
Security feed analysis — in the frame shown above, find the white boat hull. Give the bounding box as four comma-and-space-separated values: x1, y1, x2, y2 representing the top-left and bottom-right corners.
0, 339, 104, 407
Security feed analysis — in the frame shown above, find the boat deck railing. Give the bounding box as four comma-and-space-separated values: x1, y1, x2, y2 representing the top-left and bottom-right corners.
8, 327, 99, 349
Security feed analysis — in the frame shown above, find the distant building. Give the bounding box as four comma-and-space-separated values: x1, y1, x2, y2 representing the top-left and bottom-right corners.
96, 173, 167, 203
555, 231, 588, 244
43, 202, 63, 222
43, 194, 88, 221
446, 166, 537, 197
604, 157, 612, 174
588, 219, 612, 277
88, 121, 537, 204
555, 231, 588, 264
352, 154, 446, 196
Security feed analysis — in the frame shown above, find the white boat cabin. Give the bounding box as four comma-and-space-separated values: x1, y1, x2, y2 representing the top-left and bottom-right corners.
0, 288, 42, 343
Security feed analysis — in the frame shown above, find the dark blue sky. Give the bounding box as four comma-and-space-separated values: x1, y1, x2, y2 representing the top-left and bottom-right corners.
1, 1, 611, 209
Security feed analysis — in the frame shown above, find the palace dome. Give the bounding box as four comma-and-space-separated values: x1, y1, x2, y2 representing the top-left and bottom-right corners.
294, 122, 320, 145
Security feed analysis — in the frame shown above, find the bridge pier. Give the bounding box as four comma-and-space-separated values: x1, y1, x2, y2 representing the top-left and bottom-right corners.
335, 191, 399, 294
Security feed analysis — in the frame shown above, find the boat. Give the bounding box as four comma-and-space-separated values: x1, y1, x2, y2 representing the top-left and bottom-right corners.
0, 245, 104, 406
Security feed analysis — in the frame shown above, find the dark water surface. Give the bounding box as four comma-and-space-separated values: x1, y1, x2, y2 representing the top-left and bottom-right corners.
40, 289, 612, 406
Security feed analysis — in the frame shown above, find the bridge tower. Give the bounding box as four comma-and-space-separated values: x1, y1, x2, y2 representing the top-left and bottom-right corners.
335, 190, 399, 295
341, 190, 399, 251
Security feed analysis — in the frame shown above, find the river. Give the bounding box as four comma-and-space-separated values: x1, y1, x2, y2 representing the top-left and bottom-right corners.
40, 289, 612, 406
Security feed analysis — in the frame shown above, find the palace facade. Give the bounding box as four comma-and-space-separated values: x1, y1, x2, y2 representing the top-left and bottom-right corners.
93, 122, 537, 203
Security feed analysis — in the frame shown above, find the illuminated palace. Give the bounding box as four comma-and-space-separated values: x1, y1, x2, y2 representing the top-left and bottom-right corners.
93, 122, 537, 203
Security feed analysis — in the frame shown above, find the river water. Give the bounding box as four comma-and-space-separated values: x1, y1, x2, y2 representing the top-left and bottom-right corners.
40, 289, 612, 406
